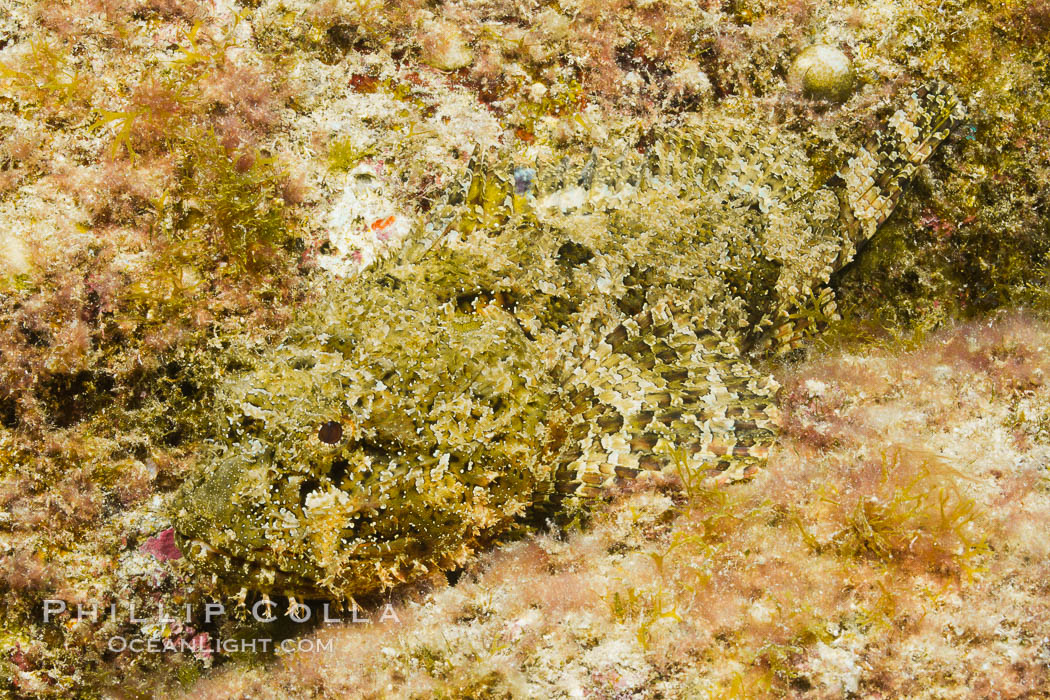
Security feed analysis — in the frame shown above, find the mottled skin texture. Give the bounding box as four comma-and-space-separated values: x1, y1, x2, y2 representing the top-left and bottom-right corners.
172, 87, 960, 599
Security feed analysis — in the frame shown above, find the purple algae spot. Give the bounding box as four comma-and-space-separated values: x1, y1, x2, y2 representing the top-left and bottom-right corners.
140, 528, 182, 562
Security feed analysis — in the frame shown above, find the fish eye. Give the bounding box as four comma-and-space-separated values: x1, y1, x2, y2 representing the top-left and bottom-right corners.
318, 421, 343, 444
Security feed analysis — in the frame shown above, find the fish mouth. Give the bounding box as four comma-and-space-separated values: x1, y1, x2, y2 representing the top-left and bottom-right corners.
174, 531, 337, 598
172, 515, 464, 600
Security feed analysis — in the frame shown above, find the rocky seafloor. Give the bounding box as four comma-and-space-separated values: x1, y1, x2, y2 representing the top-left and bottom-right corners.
2, 0, 1050, 697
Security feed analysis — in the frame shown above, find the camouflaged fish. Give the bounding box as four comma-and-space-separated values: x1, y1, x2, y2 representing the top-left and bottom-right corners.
172, 85, 961, 599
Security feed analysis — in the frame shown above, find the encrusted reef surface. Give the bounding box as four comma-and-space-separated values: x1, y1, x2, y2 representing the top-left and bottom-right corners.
1, 0, 1050, 697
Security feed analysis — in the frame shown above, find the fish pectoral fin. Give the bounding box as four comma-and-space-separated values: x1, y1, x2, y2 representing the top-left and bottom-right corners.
559, 318, 780, 499
748, 285, 841, 358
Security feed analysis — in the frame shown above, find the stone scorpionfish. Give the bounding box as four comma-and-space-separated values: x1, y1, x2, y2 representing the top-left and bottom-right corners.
173, 85, 962, 601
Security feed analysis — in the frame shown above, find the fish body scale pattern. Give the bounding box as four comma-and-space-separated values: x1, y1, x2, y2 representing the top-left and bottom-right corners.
172, 86, 961, 598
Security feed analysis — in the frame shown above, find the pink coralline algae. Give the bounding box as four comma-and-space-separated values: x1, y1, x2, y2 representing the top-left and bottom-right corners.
140, 528, 183, 562
189, 633, 213, 662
